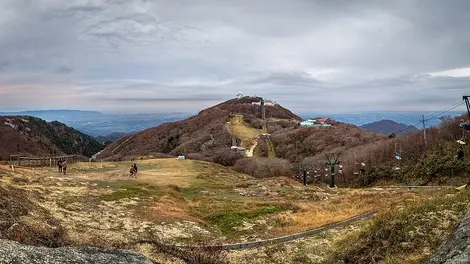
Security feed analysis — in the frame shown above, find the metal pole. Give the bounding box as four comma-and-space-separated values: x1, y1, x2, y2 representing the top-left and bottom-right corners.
303, 170, 307, 186
422, 115, 427, 152
330, 165, 335, 188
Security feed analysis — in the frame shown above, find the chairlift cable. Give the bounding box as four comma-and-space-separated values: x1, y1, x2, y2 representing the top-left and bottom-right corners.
424, 101, 465, 122
389, 101, 465, 135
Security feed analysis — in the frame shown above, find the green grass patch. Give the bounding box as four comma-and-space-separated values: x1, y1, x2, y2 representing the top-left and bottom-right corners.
182, 188, 204, 199
326, 189, 470, 263
70, 163, 125, 173
95, 180, 163, 201
210, 204, 294, 235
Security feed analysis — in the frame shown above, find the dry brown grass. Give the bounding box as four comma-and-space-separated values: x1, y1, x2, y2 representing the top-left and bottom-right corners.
0, 159, 460, 264
269, 188, 438, 235
139, 195, 198, 222
66, 159, 228, 187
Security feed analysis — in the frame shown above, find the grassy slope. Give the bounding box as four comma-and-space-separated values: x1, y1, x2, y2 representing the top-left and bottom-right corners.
226, 115, 264, 149
326, 189, 470, 264
1, 161, 468, 263
1, 160, 457, 245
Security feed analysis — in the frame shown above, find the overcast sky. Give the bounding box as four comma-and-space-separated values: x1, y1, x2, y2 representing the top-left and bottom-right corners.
0, 0, 469, 114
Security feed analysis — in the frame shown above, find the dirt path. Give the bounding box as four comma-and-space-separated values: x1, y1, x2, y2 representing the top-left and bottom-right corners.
245, 140, 258, 157
226, 115, 263, 156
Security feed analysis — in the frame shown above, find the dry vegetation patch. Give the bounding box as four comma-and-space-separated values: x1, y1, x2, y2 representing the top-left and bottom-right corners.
0, 160, 463, 263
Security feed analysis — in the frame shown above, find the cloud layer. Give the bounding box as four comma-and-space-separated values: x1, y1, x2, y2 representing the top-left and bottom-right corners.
0, 0, 469, 113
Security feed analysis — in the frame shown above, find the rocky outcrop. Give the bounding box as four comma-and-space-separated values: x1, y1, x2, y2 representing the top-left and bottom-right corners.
0, 240, 152, 264
426, 212, 470, 264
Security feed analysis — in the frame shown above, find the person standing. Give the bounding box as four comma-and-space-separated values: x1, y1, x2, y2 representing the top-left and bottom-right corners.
129, 165, 135, 177
62, 160, 67, 175
133, 164, 138, 177
57, 159, 63, 173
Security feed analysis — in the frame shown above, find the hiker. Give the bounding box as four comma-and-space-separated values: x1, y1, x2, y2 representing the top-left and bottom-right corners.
57, 159, 62, 173
129, 165, 135, 177
457, 147, 464, 161
62, 160, 67, 175
133, 164, 138, 177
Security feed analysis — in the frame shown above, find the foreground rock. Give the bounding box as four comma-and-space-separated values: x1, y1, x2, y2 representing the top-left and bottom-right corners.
426, 212, 470, 264
0, 240, 152, 264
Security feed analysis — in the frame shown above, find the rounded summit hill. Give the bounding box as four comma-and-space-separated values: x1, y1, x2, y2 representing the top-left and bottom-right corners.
95, 96, 382, 165
95, 96, 300, 163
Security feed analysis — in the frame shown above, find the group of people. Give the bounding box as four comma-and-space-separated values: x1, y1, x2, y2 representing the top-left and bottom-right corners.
129, 163, 138, 177
57, 158, 67, 174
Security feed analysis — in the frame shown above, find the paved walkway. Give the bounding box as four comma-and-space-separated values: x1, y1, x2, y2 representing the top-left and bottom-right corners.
138, 210, 378, 251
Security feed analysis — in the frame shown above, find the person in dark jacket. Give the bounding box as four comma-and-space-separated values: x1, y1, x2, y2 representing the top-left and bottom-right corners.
133, 164, 138, 177
129, 165, 135, 177
57, 159, 63, 173
457, 147, 464, 161
62, 160, 67, 175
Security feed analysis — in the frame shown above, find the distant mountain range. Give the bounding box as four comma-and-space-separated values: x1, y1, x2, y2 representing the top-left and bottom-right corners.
94, 132, 129, 144
0, 110, 191, 137
300, 111, 463, 128
0, 116, 103, 160
1, 109, 464, 138
360, 119, 419, 135
0, 110, 103, 118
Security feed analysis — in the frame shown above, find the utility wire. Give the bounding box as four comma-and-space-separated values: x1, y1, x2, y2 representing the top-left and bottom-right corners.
424, 101, 465, 122
389, 101, 465, 135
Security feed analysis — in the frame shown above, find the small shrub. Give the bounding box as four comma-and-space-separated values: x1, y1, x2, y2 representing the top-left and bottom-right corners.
168, 184, 182, 192
233, 158, 293, 178
212, 150, 243, 166
187, 153, 213, 162
11, 177, 30, 184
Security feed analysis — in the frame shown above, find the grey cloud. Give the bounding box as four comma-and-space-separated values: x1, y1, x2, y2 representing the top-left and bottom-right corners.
0, 62, 10, 71
56, 66, 73, 74
247, 71, 323, 87
103, 96, 227, 103
1, 0, 470, 113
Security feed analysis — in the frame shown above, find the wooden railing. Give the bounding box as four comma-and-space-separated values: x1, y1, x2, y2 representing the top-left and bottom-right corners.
9, 155, 89, 167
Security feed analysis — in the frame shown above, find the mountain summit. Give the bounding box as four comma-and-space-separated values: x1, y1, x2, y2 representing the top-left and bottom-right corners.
360, 119, 419, 135
95, 96, 301, 162
96, 96, 382, 164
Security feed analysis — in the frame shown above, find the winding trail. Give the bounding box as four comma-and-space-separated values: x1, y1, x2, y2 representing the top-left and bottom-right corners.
245, 141, 258, 157
137, 210, 378, 251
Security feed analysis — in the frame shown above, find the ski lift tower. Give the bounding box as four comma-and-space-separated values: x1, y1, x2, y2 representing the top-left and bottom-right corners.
457, 95, 470, 145
461, 96, 470, 130
325, 153, 341, 188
